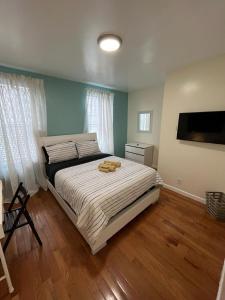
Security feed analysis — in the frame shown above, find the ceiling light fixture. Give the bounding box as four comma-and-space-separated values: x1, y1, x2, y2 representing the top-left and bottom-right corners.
98, 34, 122, 52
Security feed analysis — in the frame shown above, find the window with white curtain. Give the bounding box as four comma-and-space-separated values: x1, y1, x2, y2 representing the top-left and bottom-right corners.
138, 111, 152, 132
0, 73, 47, 200
85, 88, 114, 154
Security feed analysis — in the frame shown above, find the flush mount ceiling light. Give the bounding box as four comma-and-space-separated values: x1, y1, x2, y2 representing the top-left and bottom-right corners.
98, 34, 122, 52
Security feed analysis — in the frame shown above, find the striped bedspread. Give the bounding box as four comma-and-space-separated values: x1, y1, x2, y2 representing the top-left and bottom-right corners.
54, 156, 163, 245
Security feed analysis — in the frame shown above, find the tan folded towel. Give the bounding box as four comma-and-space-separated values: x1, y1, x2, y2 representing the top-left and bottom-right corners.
104, 160, 121, 168
98, 167, 110, 173
98, 161, 118, 172
98, 163, 116, 172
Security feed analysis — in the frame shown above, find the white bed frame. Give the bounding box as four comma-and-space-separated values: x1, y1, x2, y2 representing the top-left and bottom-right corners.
39, 133, 160, 254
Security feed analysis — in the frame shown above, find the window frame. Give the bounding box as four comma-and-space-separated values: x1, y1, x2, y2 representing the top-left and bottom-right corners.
137, 111, 153, 133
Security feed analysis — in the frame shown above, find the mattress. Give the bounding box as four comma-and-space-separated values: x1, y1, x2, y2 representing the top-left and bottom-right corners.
54, 156, 163, 245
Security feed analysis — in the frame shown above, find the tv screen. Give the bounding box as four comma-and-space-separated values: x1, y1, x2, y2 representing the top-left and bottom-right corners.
177, 111, 225, 145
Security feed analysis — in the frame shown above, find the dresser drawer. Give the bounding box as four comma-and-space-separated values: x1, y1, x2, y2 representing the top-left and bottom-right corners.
125, 151, 144, 164
125, 145, 145, 155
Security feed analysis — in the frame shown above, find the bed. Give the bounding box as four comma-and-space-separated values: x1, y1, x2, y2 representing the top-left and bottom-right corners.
39, 133, 162, 254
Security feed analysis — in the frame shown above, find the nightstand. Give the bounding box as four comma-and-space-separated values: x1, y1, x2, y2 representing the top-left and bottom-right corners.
125, 142, 154, 167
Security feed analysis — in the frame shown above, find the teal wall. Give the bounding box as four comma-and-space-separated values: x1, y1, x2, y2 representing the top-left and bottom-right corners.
0, 66, 128, 157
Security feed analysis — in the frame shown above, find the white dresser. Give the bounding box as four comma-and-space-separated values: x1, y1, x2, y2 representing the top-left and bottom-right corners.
125, 142, 154, 167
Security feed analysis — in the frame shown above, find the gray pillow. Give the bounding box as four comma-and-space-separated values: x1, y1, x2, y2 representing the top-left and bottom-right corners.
44, 141, 78, 164
76, 141, 101, 158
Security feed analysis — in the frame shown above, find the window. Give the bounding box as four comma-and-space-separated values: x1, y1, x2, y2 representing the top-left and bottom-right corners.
85, 88, 114, 154
138, 111, 152, 132
86, 95, 98, 133
0, 73, 47, 200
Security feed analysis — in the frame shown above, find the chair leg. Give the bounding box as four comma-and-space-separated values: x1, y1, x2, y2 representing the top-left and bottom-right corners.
29, 221, 42, 246
24, 210, 42, 246
8, 182, 22, 212
3, 231, 13, 252
3, 211, 23, 252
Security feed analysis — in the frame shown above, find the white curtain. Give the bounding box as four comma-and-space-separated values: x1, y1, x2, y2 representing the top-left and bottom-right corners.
85, 88, 114, 154
0, 73, 47, 201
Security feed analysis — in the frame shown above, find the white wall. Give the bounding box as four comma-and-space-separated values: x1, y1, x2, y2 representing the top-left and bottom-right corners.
127, 85, 164, 168
158, 54, 225, 201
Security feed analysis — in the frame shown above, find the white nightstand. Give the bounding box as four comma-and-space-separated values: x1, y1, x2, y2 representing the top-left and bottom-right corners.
125, 142, 154, 167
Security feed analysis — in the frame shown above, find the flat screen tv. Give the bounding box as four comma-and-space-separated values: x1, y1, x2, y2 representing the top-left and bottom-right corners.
177, 111, 225, 145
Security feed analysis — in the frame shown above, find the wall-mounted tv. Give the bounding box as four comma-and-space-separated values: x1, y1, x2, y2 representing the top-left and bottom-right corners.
177, 111, 225, 145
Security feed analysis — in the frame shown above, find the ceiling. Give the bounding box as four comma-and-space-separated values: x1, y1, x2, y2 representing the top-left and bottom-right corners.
1, 0, 225, 92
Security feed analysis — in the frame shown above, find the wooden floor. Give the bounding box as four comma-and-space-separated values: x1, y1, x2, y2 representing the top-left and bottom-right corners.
1, 188, 225, 300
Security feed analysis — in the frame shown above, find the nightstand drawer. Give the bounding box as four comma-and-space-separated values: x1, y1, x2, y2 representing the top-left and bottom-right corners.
125, 151, 144, 164
125, 145, 145, 155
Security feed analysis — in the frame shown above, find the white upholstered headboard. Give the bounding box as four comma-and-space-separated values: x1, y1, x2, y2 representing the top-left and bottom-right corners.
39, 132, 97, 148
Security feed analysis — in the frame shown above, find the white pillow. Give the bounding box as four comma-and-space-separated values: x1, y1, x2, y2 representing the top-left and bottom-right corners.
76, 141, 101, 158
45, 141, 78, 164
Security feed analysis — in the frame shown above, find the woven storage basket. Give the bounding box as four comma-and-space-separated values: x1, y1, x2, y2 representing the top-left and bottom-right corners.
206, 192, 225, 220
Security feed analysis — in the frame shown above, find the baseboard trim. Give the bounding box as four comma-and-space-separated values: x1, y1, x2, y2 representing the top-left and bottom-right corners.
163, 184, 206, 204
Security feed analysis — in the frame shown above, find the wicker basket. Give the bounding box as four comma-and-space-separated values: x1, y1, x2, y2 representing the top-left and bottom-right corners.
206, 192, 225, 220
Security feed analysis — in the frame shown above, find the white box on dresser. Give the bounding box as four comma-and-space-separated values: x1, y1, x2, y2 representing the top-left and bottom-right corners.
125, 142, 154, 167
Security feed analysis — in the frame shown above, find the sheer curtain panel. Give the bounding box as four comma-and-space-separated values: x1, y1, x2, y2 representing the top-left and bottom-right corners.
85, 88, 114, 154
0, 73, 47, 201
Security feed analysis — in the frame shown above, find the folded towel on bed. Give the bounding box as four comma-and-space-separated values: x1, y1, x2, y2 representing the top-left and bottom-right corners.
98, 163, 116, 172
98, 166, 111, 173
104, 160, 121, 168
98, 160, 121, 172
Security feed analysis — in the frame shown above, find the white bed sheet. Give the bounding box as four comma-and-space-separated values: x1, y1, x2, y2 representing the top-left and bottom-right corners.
55, 156, 162, 244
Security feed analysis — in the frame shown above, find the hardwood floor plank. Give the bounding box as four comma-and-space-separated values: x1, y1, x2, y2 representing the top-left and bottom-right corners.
1, 188, 224, 300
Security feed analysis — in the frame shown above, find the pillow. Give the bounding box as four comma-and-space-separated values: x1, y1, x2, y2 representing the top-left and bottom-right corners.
43, 141, 78, 164
76, 140, 101, 158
